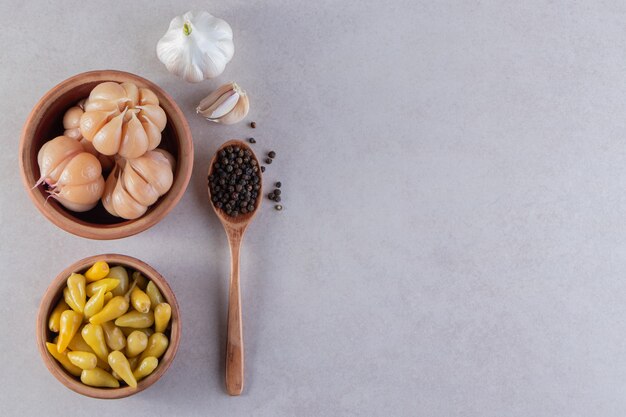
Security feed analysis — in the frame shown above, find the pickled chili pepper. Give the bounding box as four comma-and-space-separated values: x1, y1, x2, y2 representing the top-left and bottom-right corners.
125, 330, 148, 357
130, 286, 151, 313
104, 292, 113, 303
132, 271, 149, 290
84, 261, 110, 282
115, 311, 154, 328
120, 326, 154, 338
46, 342, 82, 377
86, 278, 119, 297
133, 357, 158, 381
108, 266, 129, 296
68, 328, 91, 352
67, 351, 97, 370
57, 310, 82, 353
82, 323, 109, 362
84, 287, 106, 319
66, 273, 86, 313
154, 303, 171, 333
101, 321, 126, 351
140, 332, 169, 361
146, 281, 164, 306
81, 367, 119, 388
48, 299, 69, 332
89, 295, 130, 325
63, 288, 81, 314
108, 351, 137, 388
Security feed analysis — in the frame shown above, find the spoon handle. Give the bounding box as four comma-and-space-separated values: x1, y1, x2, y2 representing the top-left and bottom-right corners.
225, 229, 244, 395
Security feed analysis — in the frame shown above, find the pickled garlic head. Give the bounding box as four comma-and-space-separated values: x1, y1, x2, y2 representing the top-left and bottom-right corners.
102, 150, 174, 220
79, 82, 167, 159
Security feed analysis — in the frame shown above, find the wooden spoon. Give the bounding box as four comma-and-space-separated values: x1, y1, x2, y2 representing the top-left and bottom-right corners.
208, 139, 263, 396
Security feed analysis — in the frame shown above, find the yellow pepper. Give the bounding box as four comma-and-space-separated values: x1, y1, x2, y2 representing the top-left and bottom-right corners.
145, 281, 164, 306
89, 295, 129, 325
46, 342, 82, 377
81, 368, 119, 388
154, 303, 171, 333
48, 299, 69, 332
57, 310, 82, 353
86, 278, 119, 297
101, 321, 126, 351
67, 327, 91, 352
108, 266, 129, 296
104, 292, 113, 303
133, 357, 158, 381
140, 332, 169, 361
130, 286, 151, 313
108, 351, 137, 388
83, 287, 106, 320
115, 311, 154, 328
125, 330, 148, 357
132, 271, 148, 290
67, 351, 97, 370
81, 323, 109, 362
120, 326, 154, 338
65, 273, 86, 313
84, 261, 110, 282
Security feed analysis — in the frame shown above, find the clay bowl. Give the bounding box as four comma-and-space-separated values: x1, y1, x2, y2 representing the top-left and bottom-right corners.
19, 70, 193, 239
36, 254, 181, 399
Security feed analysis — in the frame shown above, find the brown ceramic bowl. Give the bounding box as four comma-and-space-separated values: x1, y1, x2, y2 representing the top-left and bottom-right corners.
36, 254, 181, 399
19, 70, 193, 239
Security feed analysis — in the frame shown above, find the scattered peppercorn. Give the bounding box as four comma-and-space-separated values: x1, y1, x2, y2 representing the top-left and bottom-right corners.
275, 205, 283, 211
209, 144, 261, 217
268, 151, 276, 158
261, 166, 266, 172
275, 182, 281, 188
274, 189, 281, 196
250, 121, 256, 128
249, 138, 256, 144
268, 193, 275, 200
274, 196, 281, 202
265, 158, 272, 164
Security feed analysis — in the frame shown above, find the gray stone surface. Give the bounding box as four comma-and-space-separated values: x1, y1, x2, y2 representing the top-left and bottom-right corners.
2, 0, 626, 416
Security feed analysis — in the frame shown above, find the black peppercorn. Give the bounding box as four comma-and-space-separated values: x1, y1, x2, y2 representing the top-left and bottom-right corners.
275, 182, 281, 188
265, 158, 272, 164
250, 121, 256, 128
249, 137, 256, 143
268, 151, 276, 158
261, 166, 266, 172
274, 189, 281, 196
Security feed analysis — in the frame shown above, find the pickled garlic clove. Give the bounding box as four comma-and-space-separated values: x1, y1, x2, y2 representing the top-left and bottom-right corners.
80, 110, 114, 141
54, 153, 102, 188
119, 112, 149, 159
92, 110, 126, 155
111, 174, 147, 219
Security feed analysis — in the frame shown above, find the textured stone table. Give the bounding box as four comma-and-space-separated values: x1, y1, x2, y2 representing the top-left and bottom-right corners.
2, 1, 626, 416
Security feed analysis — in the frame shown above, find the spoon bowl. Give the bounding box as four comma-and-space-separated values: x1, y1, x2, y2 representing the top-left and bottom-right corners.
208, 139, 262, 395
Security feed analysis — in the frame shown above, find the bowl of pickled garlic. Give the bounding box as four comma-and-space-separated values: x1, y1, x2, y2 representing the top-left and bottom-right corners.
19, 70, 193, 240
36, 254, 181, 399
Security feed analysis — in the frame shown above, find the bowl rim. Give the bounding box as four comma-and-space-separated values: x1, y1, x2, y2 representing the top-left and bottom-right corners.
19, 69, 194, 240
36, 254, 181, 399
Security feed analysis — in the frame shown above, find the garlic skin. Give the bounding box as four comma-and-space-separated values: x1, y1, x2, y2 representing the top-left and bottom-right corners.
196, 82, 249, 125
79, 82, 167, 159
101, 151, 174, 220
156, 11, 234, 83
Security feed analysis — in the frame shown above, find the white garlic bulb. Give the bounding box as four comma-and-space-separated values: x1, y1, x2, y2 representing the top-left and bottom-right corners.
79, 82, 167, 159
156, 11, 234, 83
102, 150, 174, 220
196, 82, 249, 124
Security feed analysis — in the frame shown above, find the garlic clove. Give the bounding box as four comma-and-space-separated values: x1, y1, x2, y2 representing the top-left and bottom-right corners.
138, 88, 159, 106
119, 113, 149, 159
80, 110, 114, 142
196, 82, 249, 125
52, 176, 105, 210
111, 175, 147, 220
64, 128, 82, 140
92, 111, 125, 155
55, 153, 102, 188
87, 82, 128, 111
102, 166, 120, 217
63, 107, 83, 130
121, 82, 139, 108
122, 161, 159, 206
140, 116, 162, 151
84, 99, 119, 113
153, 149, 176, 171
137, 105, 167, 131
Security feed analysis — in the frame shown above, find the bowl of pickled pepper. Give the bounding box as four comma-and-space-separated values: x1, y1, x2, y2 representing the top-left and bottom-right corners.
36, 254, 181, 399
